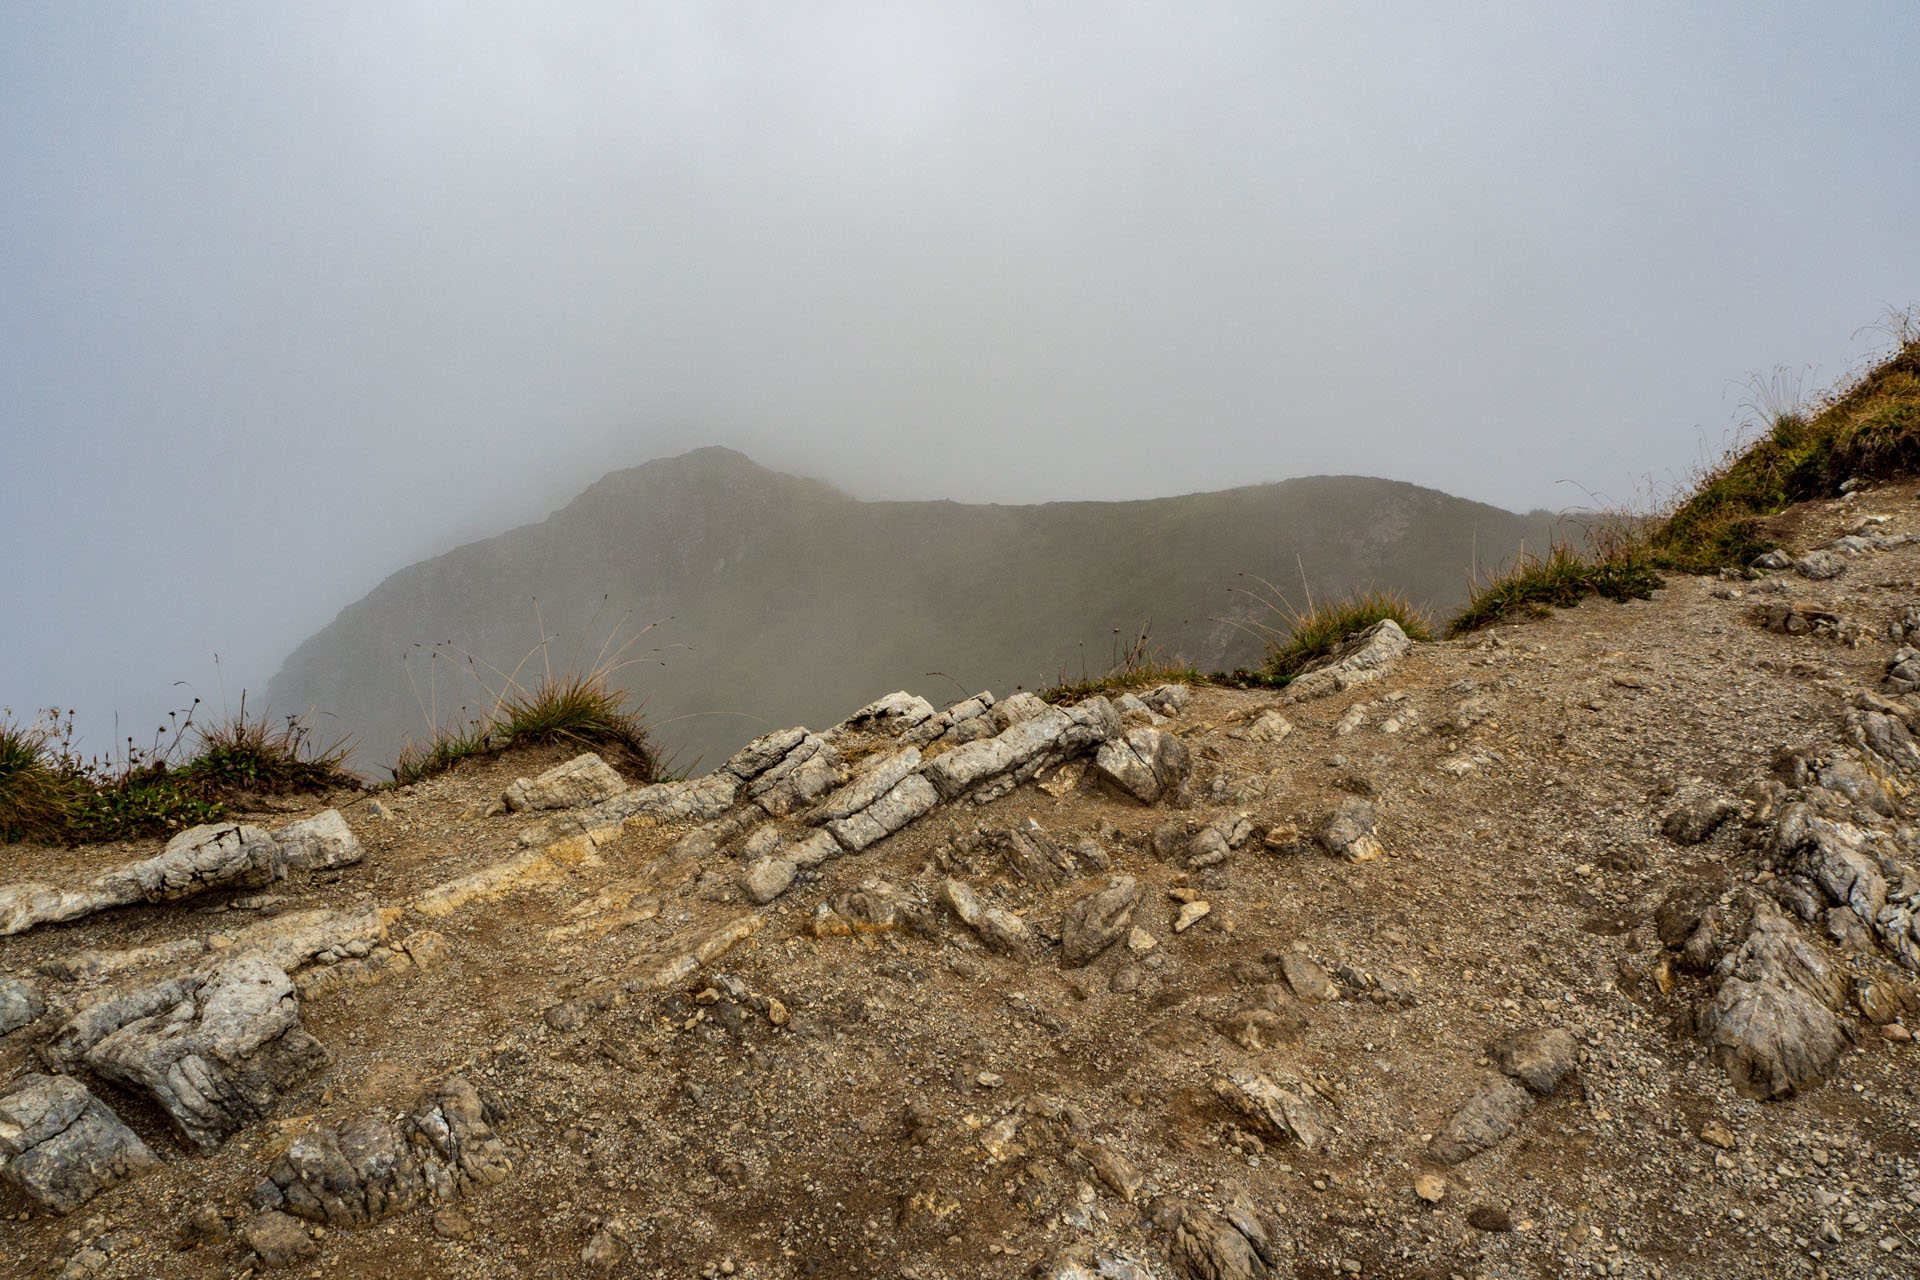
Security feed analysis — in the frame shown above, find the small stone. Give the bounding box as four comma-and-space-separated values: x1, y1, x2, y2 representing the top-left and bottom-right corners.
431, 1207, 474, 1241
975, 1072, 1004, 1090
580, 1226, 623, 1271
1884, 1023, 1913, 1043
766, 998, 790, 1027
244, 1210, 319, 1268
1174, 901, 1211, 933
1698, 1121, 1737, 1150
1126, 926, 1157, 954
1414, 1173, 1446, 1204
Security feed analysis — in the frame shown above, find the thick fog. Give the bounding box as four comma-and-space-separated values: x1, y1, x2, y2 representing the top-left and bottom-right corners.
3, 2, 1917, 759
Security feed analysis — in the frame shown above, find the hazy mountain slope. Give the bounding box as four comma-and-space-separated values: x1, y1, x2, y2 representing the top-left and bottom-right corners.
266, 447, 1550, 772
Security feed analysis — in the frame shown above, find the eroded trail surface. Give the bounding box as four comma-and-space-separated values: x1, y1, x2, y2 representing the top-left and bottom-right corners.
9, 488, 1920, 1280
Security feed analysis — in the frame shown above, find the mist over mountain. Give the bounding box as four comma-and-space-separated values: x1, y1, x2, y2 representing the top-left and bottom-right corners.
266, 447, 1553, 773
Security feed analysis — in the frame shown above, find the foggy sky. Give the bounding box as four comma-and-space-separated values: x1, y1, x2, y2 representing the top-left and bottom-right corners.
4, 2, 1917, 760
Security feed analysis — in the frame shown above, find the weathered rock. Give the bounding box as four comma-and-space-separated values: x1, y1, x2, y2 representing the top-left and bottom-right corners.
1318, 797, 1382, 862
1169, 1203, 1271, 1280
1795, 550, 1846, 580
86, 955, 328, 1150
1174, 900, 1211, 932
0, 1074, 159, 1214
1072, 1138, 1144, 1202
1, 975, 46, 1034
811, 879, 931, 936
1245, 710, 1293, 743
243, 1209, 319, 1268
743, 856, 797, 904
253, 1076, 511, 1227
1141, 684, 1193, 715
271, 809, 363, 872
824, 774, 939, 852
1, 822, 280, 935
995, 824, 1077, 889
1660, 787, 1740, 845
1492, 1027, 1578, 1095
1430, 1076, 1531, 1164
1695, 902, 1850, 1099
841, 691, 938, 736
942, 879, 1033, 957
723, 727, 808, 781
1211, 1067, 1330, 1151
1279, 954, 1339, 1003
503, 752, 626, 812
1853, 710, 1920, 772
813, 747, 920, 822
1285, 619, 1412, 701
581, 1226, 625, 1271
1060, 876, 1141, 967
1093, 728, 1190, 805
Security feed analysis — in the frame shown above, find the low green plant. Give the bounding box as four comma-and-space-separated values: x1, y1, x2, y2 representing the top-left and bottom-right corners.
1, 696, 357, 846
1446, 539, 1661, 636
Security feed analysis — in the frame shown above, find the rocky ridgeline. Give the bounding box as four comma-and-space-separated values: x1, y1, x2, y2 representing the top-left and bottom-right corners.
10, 503, 1920, 1277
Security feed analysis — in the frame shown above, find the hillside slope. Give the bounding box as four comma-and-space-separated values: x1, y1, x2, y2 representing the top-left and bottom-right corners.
264, 448, 1550, 774
7, 479, 1920, 1278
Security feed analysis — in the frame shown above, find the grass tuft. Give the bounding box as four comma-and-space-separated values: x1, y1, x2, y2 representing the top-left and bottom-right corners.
1038, 624, 1203, 703
0, 714, 81, 844
1649, 324, 1920, 572
1445, 541, 1662, 637
1261, 589, 1433, 681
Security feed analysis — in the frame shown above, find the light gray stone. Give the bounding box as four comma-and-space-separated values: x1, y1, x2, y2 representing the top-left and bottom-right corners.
743, 856, 797, 904
1492, 1027, 1578, 1095
86, 954, 329, 1150
1093, 728, 1190, 805
723, 727, 808, 781
1211, 1067, 1330, 1152
1696, 902, 1849, 1099
271, 810, 363, 872
0, 976, 45, 1034
1285, 619, 1412, 701
813, 747, 921, 822
942, 879, 1034, 957
502, 752, 626, 812
825, 774, 939, 852
0, 1074, 159, 1214
1318, 797, 1382, 861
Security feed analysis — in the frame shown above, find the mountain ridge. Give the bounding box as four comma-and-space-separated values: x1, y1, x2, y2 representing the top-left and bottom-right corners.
268, 447, 1554, 773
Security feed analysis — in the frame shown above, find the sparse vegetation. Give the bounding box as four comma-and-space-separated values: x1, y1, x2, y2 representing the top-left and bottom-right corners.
1038, 624, 1203, 704
393, 612, 663, 785
1259, 589, 1434, 681
1, 699, 358, 846
1445, 539, 1662, 636
1649, 316, 1920, 573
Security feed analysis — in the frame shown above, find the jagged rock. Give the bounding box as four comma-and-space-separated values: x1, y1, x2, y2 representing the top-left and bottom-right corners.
723, 727, 808, 781
1853, 711, 1920, 771
992, 691, 1050, 728
1492, 1027, 1578, 1095
1318, 797, 1382, 862
1887, 647, 1920, 694
1660, 787, 1740, 844
85, 955, 328, 1150
1795, 550, 1846, 580
1285, 619, 1412, 701
0, 1074, 159, 1214
503, 752, 626, 812
0, 822, 280, 935
837, 692, 937, 739
813, 746, 919, 822
811, 879, 930, 936
1430, 1076, 1531, 1164
1751, 549, 1796, 571
1817, 757, 1895, 816
743, 856, 797, 904
1, 976, 46, 1034
1140, 684, 1193, 714
995, 824, 1077, 889
271, 809, 363, 872
1279, 954, 1339, 1003
253, 1076, 511, 1226
1696, 902, 1850, 1099
941, 879, 1033, 957
1060, 876, 1141, 967
824, 774, 939, 852
581, 1226, 625, 1271
243, 1210, 318, 1268
1218, 1005, 1307, 1051
1169, 1202, 1271, 1280
1094, 727, 1190, 805
1113, 693, 1160, 725
1211, 1067, 1330, 1151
